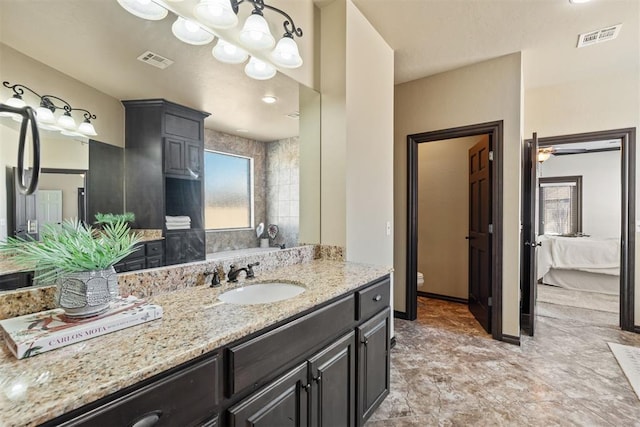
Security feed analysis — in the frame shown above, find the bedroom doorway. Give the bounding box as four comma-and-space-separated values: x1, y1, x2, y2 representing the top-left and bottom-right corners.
521, 128, 636, 335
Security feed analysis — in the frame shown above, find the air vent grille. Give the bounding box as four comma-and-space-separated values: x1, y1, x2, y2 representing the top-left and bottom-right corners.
137, 51, 174, 69
577, 24, 622, 48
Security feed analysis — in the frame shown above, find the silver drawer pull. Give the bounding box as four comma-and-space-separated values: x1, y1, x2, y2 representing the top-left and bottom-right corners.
373, 294, 382, 302
131, 410, 162, 427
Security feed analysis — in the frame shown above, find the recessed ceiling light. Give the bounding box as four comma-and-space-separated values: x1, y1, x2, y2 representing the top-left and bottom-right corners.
569, 0, 591, 3
261, 96, 277, 104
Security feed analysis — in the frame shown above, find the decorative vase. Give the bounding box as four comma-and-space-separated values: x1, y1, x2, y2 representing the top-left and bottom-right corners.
55, 266, 119, 318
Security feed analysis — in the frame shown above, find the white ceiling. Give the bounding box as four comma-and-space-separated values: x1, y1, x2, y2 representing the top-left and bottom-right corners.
351, 0, 639, 88
1, 0, 638, 142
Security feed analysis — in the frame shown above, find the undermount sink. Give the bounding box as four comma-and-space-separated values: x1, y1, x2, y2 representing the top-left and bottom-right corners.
218, 282, 305, 305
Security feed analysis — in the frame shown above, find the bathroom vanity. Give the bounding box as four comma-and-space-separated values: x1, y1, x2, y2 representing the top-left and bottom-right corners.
0, 260, 391, 427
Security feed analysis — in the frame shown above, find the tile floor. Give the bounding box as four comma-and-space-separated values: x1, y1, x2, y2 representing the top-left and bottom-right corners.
367, 297, 640, 426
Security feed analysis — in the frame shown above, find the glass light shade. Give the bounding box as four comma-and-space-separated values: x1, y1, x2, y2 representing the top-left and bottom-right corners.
270, 36, 303, 68
38, 123, 62, 132
244, 56, 276, 80
212, 39, 248, 64
194, 0, 238, 29
57, 112, 77, 130
5, 95, 26, 109
239, 13, 275, 50
117, 0, 168, 21
537, 150, 552, 163
171, 16, 214, 45
78, 120, 98, 136
60, 130, 85, 138
35, 106, 56, 124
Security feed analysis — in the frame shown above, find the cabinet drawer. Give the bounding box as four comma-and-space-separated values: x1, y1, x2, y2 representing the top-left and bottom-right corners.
146, 255, 164, 269
63, 355, 219, 427
356, 277, 390, 321
146, 240, 164, 256
228, 295, 355, 397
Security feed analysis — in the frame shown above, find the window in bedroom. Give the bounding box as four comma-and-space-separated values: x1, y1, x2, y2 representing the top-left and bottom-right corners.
204, 150, 254, 230
539, 176, 582, 236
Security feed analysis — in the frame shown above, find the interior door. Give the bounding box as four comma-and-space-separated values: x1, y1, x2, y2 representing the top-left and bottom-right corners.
36, 190, 63, 235
11, 168, 38, 240
521, 133, 539, 336
468, 136, 492, 334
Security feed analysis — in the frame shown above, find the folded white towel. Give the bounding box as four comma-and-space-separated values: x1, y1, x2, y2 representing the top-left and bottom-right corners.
165, 220, 191, 226
166, 224, 191, 230
165, 216, 191, 223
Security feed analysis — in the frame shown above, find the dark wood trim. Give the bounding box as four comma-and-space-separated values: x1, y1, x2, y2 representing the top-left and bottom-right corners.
393, 310, 409, 320
553, 147, 620, 156
418, 291, 468, 304
501, 334, 521, 346
535, 128, 636, 332
407, 121, 504, 341
390, 336, 396, 349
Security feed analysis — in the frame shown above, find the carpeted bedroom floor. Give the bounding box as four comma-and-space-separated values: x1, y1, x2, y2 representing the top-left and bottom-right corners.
366, 297, 640, 426
537, 283, 619, 314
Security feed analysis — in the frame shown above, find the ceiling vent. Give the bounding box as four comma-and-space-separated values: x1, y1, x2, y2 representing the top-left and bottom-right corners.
577, 24, 622, 48
286, 111, 300, 119
136, 51, 174, 69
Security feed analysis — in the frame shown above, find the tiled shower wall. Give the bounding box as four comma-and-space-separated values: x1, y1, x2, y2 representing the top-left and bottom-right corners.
266, 137, 300, 249
204, 129, 266, 253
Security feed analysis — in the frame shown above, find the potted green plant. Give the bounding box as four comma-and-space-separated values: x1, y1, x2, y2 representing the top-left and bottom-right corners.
0, 218, 140, 318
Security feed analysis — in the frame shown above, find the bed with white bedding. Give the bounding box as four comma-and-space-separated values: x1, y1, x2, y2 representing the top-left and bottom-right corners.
536, 235, 620, 295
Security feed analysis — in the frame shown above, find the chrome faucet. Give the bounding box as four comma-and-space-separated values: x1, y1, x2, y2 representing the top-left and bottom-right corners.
227, 262, 260, 282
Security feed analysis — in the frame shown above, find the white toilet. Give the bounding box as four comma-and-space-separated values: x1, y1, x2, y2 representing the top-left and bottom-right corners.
417, 272, 424, 289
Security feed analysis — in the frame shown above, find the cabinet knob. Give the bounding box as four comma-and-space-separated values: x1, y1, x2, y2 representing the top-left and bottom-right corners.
361, 339, 369, 345
131, 410, 162, 427
373, 294, 382, 302
303, 383, 311, 391
313, 375, 322, 383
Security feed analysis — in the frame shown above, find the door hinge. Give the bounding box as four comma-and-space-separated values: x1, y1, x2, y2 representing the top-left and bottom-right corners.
488, 297, 493, 307
488, 224, 493, 234
488, 151, 494, 161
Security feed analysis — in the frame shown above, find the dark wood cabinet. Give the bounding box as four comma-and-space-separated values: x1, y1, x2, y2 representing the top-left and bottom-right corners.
0, 271, 33, 291
357, 308, 390, 425
114, 240, 165, 273
227, 363, 309, 427
309, 332, 356, 427
122, 99, 209, 258
165, 229, 205, 265
54, 354, 220, 427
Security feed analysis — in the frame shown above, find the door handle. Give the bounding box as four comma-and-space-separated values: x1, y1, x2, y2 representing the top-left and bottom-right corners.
525, 241, 542, 247
465, 236, 475, 240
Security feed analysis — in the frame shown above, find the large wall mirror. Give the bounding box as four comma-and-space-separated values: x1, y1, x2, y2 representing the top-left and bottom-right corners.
0, 1, 320, 292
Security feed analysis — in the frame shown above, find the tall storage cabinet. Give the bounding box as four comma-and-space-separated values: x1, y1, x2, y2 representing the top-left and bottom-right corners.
123, 99, 210, 265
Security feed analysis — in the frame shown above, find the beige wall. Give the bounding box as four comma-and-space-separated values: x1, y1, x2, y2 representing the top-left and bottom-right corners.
345, 1, 394, 267
417, 136, 483, 299
525, 68, 640, 326
395, 53, 523, 337
319, 0, 347, 247
298, 84, 321, 244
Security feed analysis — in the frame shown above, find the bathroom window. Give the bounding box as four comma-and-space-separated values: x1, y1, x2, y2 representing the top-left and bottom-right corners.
539, 176, 582, 235
204, 150, 254, 230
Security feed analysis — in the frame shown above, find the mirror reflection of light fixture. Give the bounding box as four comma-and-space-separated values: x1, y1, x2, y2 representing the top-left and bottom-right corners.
116, 0, 168, 21
245, 56, 276, 80
118, 0, 304, 80
1, 81, 98, 138
171, 16, 215, 45
212, 38, 248, 64
537, 148, 554, 163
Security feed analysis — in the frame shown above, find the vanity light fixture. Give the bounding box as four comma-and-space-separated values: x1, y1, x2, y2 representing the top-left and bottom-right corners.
1, 81, 98, 138
537, 148, 554, 163
118, 0, 303, 80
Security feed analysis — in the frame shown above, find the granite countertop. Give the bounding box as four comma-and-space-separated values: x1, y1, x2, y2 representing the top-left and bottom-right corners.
0, 257, 31, 275
0, 260, 390, 427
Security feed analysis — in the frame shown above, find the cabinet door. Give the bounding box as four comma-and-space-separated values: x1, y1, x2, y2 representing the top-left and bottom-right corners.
227, 362, 309, 427
185, 141, 203, 179
309, 332, 356, 427
164, 232, 185, 265
185, 229, 205, 262
146, 255, 164, 269
357, 308, 390, 425
164, 138, 186, 176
